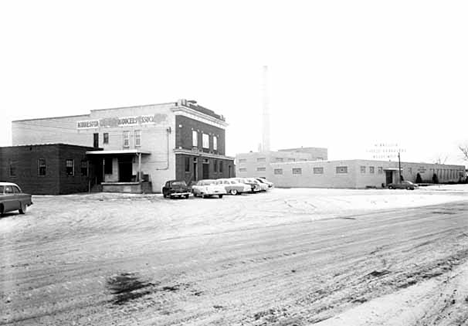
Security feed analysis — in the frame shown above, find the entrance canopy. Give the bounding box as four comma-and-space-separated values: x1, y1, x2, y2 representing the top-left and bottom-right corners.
86, 149, 151, 155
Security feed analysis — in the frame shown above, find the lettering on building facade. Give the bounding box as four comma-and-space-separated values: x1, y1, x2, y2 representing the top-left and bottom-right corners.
77, 114, 166, 130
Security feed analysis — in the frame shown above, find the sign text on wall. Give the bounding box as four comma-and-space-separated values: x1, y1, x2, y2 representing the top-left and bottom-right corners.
77, 114, 165, 130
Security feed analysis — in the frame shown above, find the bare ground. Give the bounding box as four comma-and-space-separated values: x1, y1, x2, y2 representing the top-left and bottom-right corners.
1, 186, 468, 325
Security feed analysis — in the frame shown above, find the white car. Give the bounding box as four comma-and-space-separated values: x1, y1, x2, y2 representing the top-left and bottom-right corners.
256, 177, 274, 189
215, 178, 251, 195
192, 179, 227, 198
246, 178, 268, 191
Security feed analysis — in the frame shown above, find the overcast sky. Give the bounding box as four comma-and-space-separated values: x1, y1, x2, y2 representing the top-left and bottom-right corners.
1, 1, 467, 165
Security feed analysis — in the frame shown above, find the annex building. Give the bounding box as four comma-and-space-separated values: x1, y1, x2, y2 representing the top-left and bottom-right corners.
8, 99, 235, 194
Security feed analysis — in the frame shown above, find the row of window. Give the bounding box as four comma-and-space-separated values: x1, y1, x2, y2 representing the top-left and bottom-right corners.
360, 166, 384, 174
184, 157, 224, 173
8, 159, 89, 177
93, 131, 141, 148
238, 157, 310, 164
192, 131, 218, 150
273, 166, 350, 175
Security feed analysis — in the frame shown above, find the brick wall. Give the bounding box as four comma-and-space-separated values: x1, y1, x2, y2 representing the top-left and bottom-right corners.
175, 116, 226, 155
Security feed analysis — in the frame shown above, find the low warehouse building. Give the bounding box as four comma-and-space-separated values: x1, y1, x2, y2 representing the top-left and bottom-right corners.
269, 159, 466, 189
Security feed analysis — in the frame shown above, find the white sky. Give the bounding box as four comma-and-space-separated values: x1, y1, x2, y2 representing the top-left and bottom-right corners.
1, 0, 467, 165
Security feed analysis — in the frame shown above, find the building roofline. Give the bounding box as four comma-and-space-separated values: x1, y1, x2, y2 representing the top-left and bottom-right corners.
0, 143, 96, 150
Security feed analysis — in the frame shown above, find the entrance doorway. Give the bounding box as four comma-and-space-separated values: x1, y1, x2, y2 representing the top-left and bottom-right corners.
118, 156, 133, 182
202, 160, 210, 179
385, 171, 393, 185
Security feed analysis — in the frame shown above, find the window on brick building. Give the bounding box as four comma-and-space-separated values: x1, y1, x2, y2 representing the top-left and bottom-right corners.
239, 168, 247, 172
219, 161, 224, 173
369, 166, 375, 174
9, 160, 16, 177
378, 167, 383, 174
257, 157, 266, 162
202, 134, 209, 149
274, 169, 283, 175
192, 130, 198, 147
238, 158, 246, 163
185, 157, 190, 172
38, 158, 46, 176
292, 168, 302, 175
81, 160, 89, 176
66, 159, 74, 176
213, 136, 218, 151
214, 160, 218, 172
288, 158, 295, 162
103, 133, 109, 144
257, 167, 266, 172
275, 157, 284, 162
360, 166, 366, 173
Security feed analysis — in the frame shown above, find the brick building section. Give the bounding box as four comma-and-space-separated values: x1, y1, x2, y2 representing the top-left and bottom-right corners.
0, 144, 95, 195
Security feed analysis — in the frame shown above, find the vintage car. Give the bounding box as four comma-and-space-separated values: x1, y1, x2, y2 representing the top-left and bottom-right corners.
0, 182, 33, 216
162, 180, 191, 199
192, 179, 227, 198
387, 181, 419, 190
214, 178, 251, 195
230, 178, 262, 193
256, 177, 274, 189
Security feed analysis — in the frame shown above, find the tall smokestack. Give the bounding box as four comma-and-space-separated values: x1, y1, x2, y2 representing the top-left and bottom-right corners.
262, 65, 270, 152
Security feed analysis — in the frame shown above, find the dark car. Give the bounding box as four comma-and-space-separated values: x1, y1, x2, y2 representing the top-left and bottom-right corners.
0, 182, 33, 216
387, 181, 418, 190
162, 180, 191, 199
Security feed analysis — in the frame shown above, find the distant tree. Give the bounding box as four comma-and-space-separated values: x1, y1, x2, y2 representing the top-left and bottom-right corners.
416, 173, 422, 183
432, 173, 439, 184
433, 155, 448, 164
459, 144, 468, 161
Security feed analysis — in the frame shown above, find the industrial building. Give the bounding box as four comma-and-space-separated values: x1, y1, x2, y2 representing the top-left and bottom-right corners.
236, 147, 328, 179
8, 99, 235, 194
268, 159, 465, 189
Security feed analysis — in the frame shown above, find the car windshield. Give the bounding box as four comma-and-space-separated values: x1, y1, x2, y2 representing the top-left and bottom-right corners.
172, 181, 187, 186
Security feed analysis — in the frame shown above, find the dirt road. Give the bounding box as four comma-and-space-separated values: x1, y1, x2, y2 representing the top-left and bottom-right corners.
1, 188, 468, 325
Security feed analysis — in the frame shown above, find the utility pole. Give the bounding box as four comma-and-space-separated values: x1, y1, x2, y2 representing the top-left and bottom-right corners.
398, 150, 402, 183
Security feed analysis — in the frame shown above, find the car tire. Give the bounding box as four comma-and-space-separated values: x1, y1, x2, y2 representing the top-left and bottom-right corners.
185, 194, 189, 199
219, 194, 223, 199
19, 203, 27, 214
230, 189, 238, 195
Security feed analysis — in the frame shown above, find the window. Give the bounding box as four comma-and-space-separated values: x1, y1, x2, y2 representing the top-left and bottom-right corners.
81, 160, 88, 176
288, 158, 296, 162
274, 169, 283, 175
219, 161, 224, 173
123, 131, 130, 148
66, 159, 74, 176
134, 130, 141, 147
93, 133, 99, 148
238, 158, 247, 163
192, 130, 198, 147
257, 157, 266, 162
202, 134, 209, 149
336, 166, 348, 174
275, 157, 284, 162
292, 168, 302, 175
104, 157, 113, 174
360, 166, 366, 173
213, 136, 218, 151
369, 166, 375, 174
408, 167, 412, 174
239, 168, 247, 172
103, 133, 109, 144
313, 167, 324, 174
257, 167, 266, 172
185, 157, 190, 172
38, 158, 46, 176
214, 160, 218, 172
9, 160, 16, 177
378, 167, 383, 174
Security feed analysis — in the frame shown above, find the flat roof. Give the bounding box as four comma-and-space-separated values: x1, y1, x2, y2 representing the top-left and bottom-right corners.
86, 149, 151, 155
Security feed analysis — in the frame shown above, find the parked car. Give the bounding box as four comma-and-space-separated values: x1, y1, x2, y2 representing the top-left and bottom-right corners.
256, 177, 274, 189
0, 182, 33, 216
387, 181, 419, 190
162, 180, 191, 199
246, 178, 268, 191
215, 178, 251, 195
231, 178, 262, 193
192, 179, 227, 198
